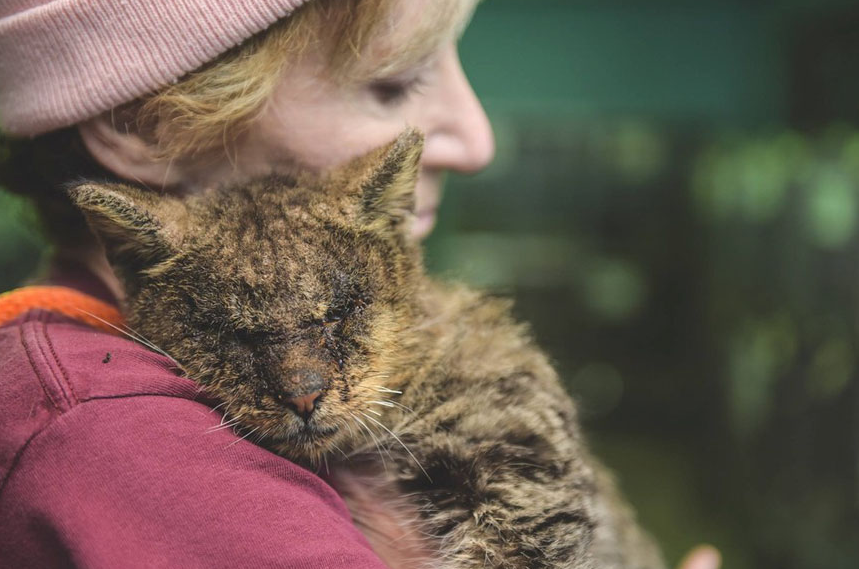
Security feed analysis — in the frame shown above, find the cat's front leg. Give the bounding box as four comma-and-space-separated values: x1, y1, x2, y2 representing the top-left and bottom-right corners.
393, 375, 601, 569
394, 430, 598, 569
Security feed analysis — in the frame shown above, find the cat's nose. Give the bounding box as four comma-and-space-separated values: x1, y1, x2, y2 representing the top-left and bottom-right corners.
286, 391, 322, 421
283, 369, 326, 420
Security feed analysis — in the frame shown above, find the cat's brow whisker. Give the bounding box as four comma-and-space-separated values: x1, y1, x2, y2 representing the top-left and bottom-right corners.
357, 411, 431, 483
114, 321, 174, 359
75, 308, 183, 370
75, 308, 150, 345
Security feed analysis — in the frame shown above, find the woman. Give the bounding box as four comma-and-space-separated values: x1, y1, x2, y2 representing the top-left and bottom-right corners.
0, 1, 719, 567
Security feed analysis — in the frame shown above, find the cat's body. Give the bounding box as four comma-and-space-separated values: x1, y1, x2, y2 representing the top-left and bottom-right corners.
70, 131, 665, 569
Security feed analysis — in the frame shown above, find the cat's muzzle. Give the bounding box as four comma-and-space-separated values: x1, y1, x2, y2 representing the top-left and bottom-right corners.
283, 369, 327, 422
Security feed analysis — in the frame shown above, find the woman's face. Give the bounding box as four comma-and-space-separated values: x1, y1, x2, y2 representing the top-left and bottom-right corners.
184, 0, 495, 240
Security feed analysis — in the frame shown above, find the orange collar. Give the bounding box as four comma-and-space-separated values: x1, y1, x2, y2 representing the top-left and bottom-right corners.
0, 286, 124, 335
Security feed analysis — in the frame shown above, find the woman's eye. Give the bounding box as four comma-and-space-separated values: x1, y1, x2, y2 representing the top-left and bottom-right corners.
370, 76, 426, 105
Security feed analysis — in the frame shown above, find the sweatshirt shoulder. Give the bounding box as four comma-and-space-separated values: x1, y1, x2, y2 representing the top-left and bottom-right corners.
0, 308, 200, 488
0, 310, 386, 568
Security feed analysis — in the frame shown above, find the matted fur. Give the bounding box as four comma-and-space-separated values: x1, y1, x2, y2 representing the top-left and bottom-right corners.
69, 130, 665, 569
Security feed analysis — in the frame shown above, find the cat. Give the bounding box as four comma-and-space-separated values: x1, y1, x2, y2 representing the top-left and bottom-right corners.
68, 130, 665, 569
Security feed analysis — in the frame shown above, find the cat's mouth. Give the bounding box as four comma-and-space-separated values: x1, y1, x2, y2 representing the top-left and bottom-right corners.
297, 423, 340, 438
266, 420, 340, 445
262, 421, 342, 461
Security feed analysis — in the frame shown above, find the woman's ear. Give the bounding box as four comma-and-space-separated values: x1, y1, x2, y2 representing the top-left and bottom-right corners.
78, 113, 186, 188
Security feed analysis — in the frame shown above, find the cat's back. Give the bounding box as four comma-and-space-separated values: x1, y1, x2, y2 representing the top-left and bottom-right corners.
417, 278, 568, 399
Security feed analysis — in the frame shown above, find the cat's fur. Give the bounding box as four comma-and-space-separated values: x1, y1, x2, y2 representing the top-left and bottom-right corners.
69, 130, 665, 569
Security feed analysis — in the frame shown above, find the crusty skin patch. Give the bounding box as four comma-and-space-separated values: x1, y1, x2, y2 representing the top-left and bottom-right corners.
69, 130, 665, 569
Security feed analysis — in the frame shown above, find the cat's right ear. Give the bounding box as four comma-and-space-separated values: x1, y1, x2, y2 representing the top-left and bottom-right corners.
356, 129, 424, 240
67, 182, 182, 276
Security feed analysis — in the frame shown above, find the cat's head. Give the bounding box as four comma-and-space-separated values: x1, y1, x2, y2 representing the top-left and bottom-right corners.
69, 130, 428, 463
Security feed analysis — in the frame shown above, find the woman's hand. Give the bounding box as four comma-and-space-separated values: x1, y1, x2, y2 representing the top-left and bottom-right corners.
677, 545, 721, 569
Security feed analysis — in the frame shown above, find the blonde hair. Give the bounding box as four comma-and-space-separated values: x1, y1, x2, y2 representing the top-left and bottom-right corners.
136, 0, 477, 160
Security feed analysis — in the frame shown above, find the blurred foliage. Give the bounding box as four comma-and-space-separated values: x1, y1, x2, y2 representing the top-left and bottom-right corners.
428, 113, 859, 569
0, 190, 46, 291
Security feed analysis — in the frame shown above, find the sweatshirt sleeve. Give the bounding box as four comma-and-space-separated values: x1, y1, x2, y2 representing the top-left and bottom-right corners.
0, 394, 390, 569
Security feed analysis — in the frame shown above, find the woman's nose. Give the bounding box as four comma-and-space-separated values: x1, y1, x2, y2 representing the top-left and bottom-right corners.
421, 47, 496, 174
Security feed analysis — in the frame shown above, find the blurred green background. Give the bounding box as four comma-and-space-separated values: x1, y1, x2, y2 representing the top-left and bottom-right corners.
3, 0, 859, 567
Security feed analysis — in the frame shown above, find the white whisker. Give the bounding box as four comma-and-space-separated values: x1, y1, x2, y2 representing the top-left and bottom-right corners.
329, 440, 350, 460
75, 309, 184, 372
351, 414, 389, 473
370, 399, 414, 414
226, 426, 259, 448
357, 411, 430, 482
206, 418, 242, 433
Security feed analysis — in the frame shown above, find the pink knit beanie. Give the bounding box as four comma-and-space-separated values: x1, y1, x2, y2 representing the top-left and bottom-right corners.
0, 0, 309, 137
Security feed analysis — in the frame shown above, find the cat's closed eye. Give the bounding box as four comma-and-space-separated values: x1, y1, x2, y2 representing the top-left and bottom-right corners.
233, 328, 285, 345
323, 294, 368, 325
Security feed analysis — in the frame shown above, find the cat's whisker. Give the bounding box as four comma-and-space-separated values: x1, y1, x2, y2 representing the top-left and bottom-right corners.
357, 411, 431, 482
369, 399, 414, 414
250, 424, 273, 444
75, 308, 184, 371
205, 412, 242, 433
206, 419, 242, 433
342, 416, 357, 442
365, 408, 383, 417
218, 411, 237, 426
226, 426, 259, 448
373, 386, 402, 395
329, 440, 350, 461
406, 314, 446, 332
362, 373, 392, 381
209, 401, 228, 413
114, 322, 175, 360
351, 413, 389, 473
361, 417, 396, 463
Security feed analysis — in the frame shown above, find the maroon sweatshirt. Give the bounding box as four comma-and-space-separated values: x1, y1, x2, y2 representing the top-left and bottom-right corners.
0, 271, 389, 568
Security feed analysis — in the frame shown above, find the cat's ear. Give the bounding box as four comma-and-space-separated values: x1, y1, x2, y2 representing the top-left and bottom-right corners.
356, 128, 424, 238
67, 182, 183, 276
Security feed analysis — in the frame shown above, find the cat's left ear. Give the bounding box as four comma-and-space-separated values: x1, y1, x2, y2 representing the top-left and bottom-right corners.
67, 182, 184, 279
357, 129, 424, 239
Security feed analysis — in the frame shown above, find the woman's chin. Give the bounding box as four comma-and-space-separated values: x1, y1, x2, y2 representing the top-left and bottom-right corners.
411, 209, 437, 241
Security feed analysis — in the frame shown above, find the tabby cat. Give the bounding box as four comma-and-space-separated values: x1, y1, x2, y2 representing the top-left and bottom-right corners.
69, 130, 665, 569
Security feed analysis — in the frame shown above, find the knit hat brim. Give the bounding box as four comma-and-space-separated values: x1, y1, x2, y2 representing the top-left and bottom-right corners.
0, 0, 308, 137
